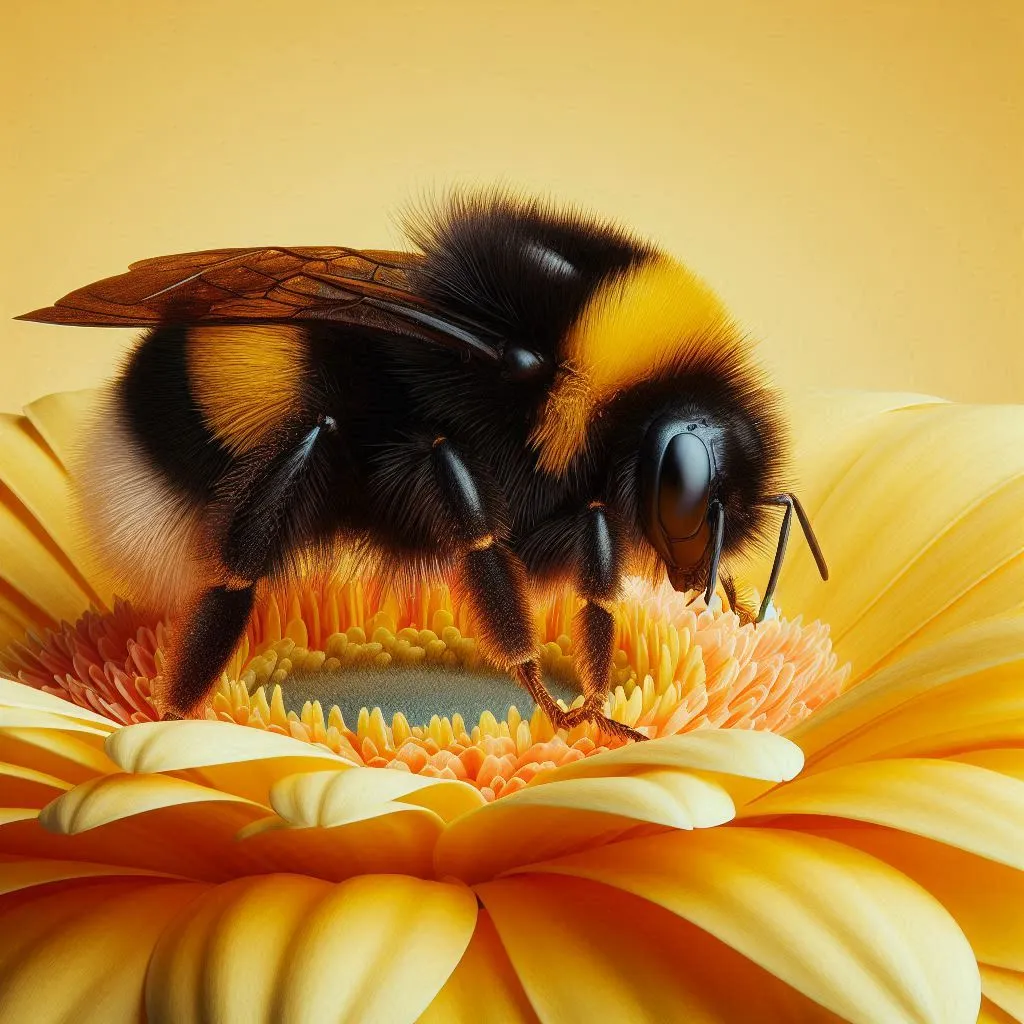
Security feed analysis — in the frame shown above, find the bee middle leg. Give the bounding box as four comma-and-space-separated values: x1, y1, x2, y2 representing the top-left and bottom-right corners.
429, 440, 643, 742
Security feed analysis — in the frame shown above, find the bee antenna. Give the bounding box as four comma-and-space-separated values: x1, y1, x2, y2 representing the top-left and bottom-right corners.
755, 493, 829, 622
703, 500, 725, 605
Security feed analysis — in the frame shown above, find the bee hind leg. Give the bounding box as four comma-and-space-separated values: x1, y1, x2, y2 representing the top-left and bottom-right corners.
159, 420, 329, 719
159, 582, 256, 718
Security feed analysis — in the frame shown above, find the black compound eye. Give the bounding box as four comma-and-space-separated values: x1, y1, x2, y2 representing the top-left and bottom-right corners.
640, 418, 717, 571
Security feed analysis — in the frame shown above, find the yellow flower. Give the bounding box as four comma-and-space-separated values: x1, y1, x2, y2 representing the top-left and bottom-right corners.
0, 387, 1022, 1023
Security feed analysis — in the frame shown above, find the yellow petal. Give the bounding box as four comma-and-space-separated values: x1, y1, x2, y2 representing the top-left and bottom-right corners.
741, 758, 1024, 870
0, 725, 119, 784
539, 728, 803, 784
0, 878, 208, 1024
236, 806, 442, 880
0, 856, 175, 895
0, 495, 94, 628
146, 874, 477, 1024
796, 826, 1024, 974
525, 826, 980, 1024
270, 766, 484, 829
479, 872, 848, 1023
39, 772, 262, 834
951, 748, 1024, 781
105, 719, 354, 804
0, 412, 109, 607
981, 966, 1024, 1022
418, 911, 539, 1024
979, 997, 1021, 1024
23, 389, 98, 472
771, 402, 1024, 677
789, 615, 1024, 769
0, 760, 70, 807
745, 392, 945, 616
436, 769, 735, 885
0, 675, 118, 728
0, 704, 112, 736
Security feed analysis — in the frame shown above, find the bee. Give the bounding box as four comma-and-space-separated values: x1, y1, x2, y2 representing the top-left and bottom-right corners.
18, 191, 827, 740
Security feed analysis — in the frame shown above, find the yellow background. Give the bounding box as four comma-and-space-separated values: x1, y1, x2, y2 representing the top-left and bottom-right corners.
2, 0, 1021, 414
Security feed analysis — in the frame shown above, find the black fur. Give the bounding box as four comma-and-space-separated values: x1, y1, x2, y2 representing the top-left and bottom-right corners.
119, 325, 232, 500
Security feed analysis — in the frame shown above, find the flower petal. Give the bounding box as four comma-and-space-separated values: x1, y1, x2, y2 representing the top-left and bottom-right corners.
771, 402, 1024, 676
0, 495, 95, 632
0, 878, 208, 1024
0, 676, 118, 728
741, 758, 1024, 869
145, 874, 477, 1024
22, 389, 98, 472
540, 728, 803, 784
522, 826, 980, 1024
419, 911, 539, 1024
0, 412, 108, 607
436, 770, 736, 885
269, 767, 483, 829
0, 760, 70, 807
105, 719, 355, 804
39, 772, 263, 834
793, 826, 1024, 975
234, 807, 443, 881
789, 615, 1024, 769
981, 966, 1024, 1022
0, 856, 176, 895
0, 725, 119, 784
478, 872, 848, 1023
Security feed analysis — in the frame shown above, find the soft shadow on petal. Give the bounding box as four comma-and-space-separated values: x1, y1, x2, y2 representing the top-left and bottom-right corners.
980, 966, 1024, 1022
418, 910, 539, 1024
435, 770, 736, 885
739, 758, 1024, 870
234, 807, 443, 881
478, 873, 847, 1023
0, 878, 208, 1024
520, 827, 980, 1024
0, 856, 179, 895
146, 874, 477, 1024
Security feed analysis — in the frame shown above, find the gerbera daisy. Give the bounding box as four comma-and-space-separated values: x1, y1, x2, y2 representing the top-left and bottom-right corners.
1, 387, 1022, 1023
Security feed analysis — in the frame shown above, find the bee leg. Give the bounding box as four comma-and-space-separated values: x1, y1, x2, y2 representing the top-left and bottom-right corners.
722, 572, 757, 625
160, 582, 257, 718
430, 439, 603, 737
563, 502, 647, 743
160, 422, 328, 718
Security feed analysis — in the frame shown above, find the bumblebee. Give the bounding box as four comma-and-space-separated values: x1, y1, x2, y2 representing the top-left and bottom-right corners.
19, 191, 827, 739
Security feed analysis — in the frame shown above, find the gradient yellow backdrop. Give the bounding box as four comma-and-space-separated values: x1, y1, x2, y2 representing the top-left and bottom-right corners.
2, 0, 1021, 414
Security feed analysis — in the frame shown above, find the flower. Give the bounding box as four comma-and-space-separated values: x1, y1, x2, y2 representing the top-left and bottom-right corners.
1, 387, 1022, 1023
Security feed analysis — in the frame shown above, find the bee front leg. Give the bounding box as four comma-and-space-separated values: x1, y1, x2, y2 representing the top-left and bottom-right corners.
157, 421, 329, 719
561, 502, 646, 743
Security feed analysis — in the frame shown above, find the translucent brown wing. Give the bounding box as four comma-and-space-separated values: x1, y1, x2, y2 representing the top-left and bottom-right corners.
17, 246, 500, 360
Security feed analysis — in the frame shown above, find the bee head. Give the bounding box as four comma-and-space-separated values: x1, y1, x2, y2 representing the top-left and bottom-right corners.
637, 410, 828, 621
639, 414, 724, 602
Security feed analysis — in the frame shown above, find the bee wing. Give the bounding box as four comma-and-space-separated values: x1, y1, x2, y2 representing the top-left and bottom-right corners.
16, 246, 501, 361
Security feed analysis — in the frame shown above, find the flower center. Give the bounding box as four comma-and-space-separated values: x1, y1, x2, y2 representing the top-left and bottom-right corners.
1, 576, 848, 800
